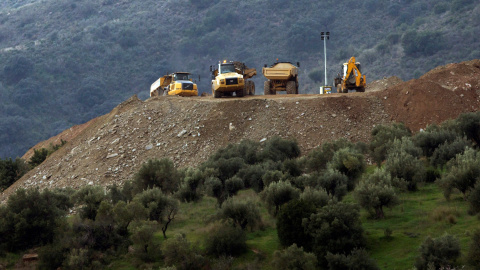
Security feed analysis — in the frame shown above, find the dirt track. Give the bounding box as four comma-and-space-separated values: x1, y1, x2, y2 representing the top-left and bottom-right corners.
3, 59, 480, 201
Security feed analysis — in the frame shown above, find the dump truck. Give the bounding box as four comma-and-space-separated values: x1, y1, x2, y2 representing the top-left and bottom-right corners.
150, 72, 198, 97
263, 61, 300, 95
334, 56, 366, 93
210, 60, 256, 98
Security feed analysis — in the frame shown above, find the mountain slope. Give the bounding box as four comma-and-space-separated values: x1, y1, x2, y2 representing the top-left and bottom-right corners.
2, 59, 479, 202
0, 0, 479, 158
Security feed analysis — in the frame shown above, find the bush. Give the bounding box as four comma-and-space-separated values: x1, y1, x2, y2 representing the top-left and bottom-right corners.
430, 137, 470, 167
74, 185, 108, 220
384, 150, 425, 191
28, 148, 49, 167
207, 140, 261, 165
387, 137, 422, 158
206, 223, 247, 257
326, 248, 380, 270
317, 168, 349, 200
467, 229, 480, 268
414, 234, 461, 270
129, 221, 162, 263
354, 168, 399, 219
468, 181, 480, 215
162, 234, 207, 270
439, 148, 480, 199
176, 168, 205, 203
369, 123, 411, 165
300, 187, 329, 208
413, 126, 458, 157
277, 199, 316, 250
303, 201, 366, 268
224, 176, 245, 197
281, 158, 303, 177
261, 137, 301, 162
262, 170, 284, 187
0, 157, 29, 191
133, 158, 180, 194
272, 244, 317, 270
456, 111, 480, 145
204, 157, 245, 182
217, 197, 262, 230
261, 181, 300, 216
3, 55, 34, 85
305, 138, 354, 173
237, 164, 265, 192
401, 30, 445, 57
0, 188, 71, 252
205, 177, 225, 206
327, 147, 365, 191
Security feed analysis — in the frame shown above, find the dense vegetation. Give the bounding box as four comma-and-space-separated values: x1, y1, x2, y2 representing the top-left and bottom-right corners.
1, 111, 480, 269
0, 0, 479, 158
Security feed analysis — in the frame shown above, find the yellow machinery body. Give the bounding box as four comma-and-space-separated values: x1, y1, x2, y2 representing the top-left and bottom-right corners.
262, 62, 299, 95
150, 72, 198, 97
210, 61, 256, 98
334, 57, 366, 93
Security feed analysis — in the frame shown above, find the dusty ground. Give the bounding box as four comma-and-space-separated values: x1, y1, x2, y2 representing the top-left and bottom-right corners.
2, 59, 480, 201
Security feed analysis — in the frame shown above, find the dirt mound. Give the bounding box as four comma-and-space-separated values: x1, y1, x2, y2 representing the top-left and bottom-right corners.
366, 76, 403, 92
1, 60, 480, 201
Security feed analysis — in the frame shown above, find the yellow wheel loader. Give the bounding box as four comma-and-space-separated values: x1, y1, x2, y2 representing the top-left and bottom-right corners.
150, 72, 198, 97
262, 61, 300, 95
334, 56, 366, 93
210, 60, 256, 98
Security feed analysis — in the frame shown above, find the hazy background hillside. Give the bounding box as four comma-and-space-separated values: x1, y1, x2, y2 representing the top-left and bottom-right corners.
0, 0, 479, 158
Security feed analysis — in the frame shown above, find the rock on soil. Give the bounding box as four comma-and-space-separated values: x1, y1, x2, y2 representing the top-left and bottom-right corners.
2, 59, 480, 201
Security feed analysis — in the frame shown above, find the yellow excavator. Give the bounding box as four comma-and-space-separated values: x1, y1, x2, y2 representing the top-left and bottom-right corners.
210, 60, 256, 98
150, 72, 198, 97
334, 56, 366, 93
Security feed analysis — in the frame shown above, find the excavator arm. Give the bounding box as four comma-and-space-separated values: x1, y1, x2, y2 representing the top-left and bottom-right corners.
344, 57, 363, 87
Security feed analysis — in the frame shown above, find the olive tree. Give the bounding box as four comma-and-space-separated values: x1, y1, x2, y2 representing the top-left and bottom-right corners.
261, 181, 300, 216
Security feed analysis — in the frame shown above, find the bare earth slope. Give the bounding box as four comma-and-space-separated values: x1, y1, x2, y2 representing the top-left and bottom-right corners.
2, 60, 480, 201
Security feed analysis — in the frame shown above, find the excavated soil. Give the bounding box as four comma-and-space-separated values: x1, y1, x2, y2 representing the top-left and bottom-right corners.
2, 60, 480, 201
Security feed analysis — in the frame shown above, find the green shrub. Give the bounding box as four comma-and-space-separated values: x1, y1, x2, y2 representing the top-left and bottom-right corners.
261, 137, 301, 162
354, 168, 399, 219
439, 148, 480, 199
176, 168, 205, 203
413, 126, 458, 157
224, 176, 244, 197
401, 30, 445, 57
0, 157, 29, 191
430, 137, 470, 167
28, 148, 49, 167
327, 148, 365, 191
237, 164, 265, 192
303, 201, 366, 268
326, 248, 380, 270
384, 150, 425, 191
272, 244, 317, 270
369, 123, 411, 165
456, 111, 480, 145
208, 140, 260, 165
468, 181, 480, 215
74, 185, 108, 220
129, 221, 162, 263
205, 177, 225, 206
261, 181, 300, 216
206, 223, 247, 257
216, 197, 262, 230
317, 168, 349, 200
300, 187, 329, 208
281, 158, 303, 177
162, 234, 207, 270
133, 158, 180, 194
305, 138, 354, 172
277, 199, 316, 250
387, 137, 422, 158
414, 234, 461, 270
467, 229, 480, 268
262, 170, 284, 187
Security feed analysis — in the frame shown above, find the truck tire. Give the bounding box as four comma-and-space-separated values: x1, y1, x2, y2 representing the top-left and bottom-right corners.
295, 81, 299, 94
237, 87, 245, 97
214, 90, 222, 98
249, 81, 255, 95
357, 87, 365, 92
264, 81, 271, 95
286, 81, 296, 94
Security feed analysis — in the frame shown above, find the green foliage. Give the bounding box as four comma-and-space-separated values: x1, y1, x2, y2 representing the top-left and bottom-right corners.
237, 164, 265, 192
303, 201, 366, 268
261, 137, 301, 162
272, 244, 317, 270
430, 136, 470, 167
0, 157, 28, 191
387, 137, 422, 158
216, 197, 262, 231
299, 187, 329, 208
467, 181, 480, 215
28, 148, 49, 167
129, 221, 162, 263
456, 111, 480, 145
161, 234, 207, 270
206, 223, 247, 257
224, 176, 245, 197
414, 234, 461, 270
369, 123, 411, 165
467, 229, 480, 268
261, 181, 300, 216
384, 150, 425, 191
176, 168, 205, 203
74, 185, 108, 220
276, 199, 316, 250
2, 55, 34, 85
316, 168, 349, 200
327, 147, 365, 191
325, 248, 380, 270
207, 140, 261, 165
0, 188, 71, 252
439, 148, 480, 199
133, 158, 180, 194
401, 30, 445, 57
354, 168, 400, 218
305, 138, 354, 173
413, 126, 458, 157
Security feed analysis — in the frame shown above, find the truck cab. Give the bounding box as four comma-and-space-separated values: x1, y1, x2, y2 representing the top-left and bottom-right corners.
150, 72, 198, 97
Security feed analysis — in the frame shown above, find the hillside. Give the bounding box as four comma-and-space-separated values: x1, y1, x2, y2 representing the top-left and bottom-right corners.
1, 59, 479, 202
0, 0, 480, 158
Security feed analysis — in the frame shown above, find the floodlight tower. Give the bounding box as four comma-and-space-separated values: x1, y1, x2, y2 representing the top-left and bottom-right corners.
319, 31, 332, 94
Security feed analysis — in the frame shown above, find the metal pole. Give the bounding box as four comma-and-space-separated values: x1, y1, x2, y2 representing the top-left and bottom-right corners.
324, 37, 327, 86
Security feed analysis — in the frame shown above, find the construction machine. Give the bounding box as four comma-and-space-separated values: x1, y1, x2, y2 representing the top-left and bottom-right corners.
150, 72, 198, 97
263, 61, 300, 95
334, 56, 366, 93
210, 60, 256, 98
